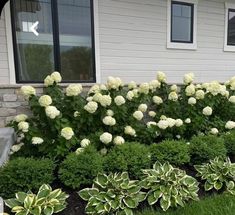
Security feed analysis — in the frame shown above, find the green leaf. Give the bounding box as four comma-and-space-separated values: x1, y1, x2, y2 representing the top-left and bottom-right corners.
29, 206, 41, 215
95, 174, 108, 188
54, 204, 66, 213
160, 198, 171, 211
109, 199, 120, 210
205, 181, 214, 191
95, 203, 105, 213
147, 192, 158, 206
43, 206, 54, 215
48, 189, 62, 200
214, 181, 223, 190
24, 195, 35, 209
16, 192, 28, 203
78, 188, 92, 201
124, 208, 133, 215
37, 189, 50, 199
12, 206, 25, 213
123, 197, 138, 209
4, 199, 21, 208
227, 181, 235, 190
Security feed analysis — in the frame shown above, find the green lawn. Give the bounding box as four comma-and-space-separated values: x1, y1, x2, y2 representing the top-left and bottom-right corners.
137, 194, 235, 215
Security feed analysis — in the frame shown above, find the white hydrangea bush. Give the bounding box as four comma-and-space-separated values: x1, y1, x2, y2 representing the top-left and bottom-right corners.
9, 71, 235, 158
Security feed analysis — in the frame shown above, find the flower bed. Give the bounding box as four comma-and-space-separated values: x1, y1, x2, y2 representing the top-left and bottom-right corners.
1, 71, 235, 215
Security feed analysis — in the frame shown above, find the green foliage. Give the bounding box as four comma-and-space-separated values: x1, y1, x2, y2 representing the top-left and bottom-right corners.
150, 140, 190, 166
142, 162, 199, 211
79, 172, 146, 215
104, 143, 151, 179
5, 184, 69, 215
58, 146, 103, 189
222, 131, 235, 157
0, 158, 55, 199
195, 157, 235, 195
189, 135, 227, 165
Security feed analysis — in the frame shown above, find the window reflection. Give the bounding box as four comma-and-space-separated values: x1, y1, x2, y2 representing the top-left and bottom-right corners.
228, 9, 235, 46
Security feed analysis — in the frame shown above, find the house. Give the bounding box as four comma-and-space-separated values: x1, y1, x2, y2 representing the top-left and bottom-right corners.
0, 0, 234, 127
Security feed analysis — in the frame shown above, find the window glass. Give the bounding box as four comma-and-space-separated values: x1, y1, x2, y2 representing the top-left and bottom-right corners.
228, 9, 235, 46
171, 1, 193, 43
58, 0, 94, 81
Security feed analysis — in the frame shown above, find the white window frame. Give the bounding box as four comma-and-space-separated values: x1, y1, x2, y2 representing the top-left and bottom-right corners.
224, 2, 235, 52
167, 0, 198, 50
4, 1, 101, 84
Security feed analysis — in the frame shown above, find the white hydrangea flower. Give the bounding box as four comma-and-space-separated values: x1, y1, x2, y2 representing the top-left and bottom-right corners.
153, 96, 163, 105
66, 84, 82, 96
184, 73, 194, 85
107, 76, 123, 90
148, 111, 156, 118
61, 127, 74, 140
147, 121, 157, 128
133, 111, 144, 121
51, 71, 62, 83
229, 96, 235, 104
225, 121, 235, 130
210, 128, 219, 135
185, 84, 195, 96
149, 80, 161, 91
170, 84, 178, 92
157, 71, 166, 83
84, 101, 98, 113
168, 92, 178, 101
202, 106, 213, 116
100, 132, 112, 144
11, 143, 24, 153
132, 89, 139, 97
160, 115, 167, 120
80, 139, 90, 148
196, 84, 202, 89
157, 120, 168, 130
124, 126, 136, 136
100, 95, 112, 107
206, 81, 224, 96
114, 136, 125, 145
100, 148, 108, 155
74, 111, 80, 118
185, 118, 191, 124
89, 84, 100, 94
138, 104, 148, 113
100, 84, 107, 91
75, 148, 85, 155
195, 90, 205, 100
18, 121, 29, 133
15, 114, 28, 123
128, 81, 137, 89
188, 97, 197, 105
45, 106, 60, 119
175, 119, 183, 127
44, 75, 54, 87
20, 86, 36, 97
107, 109, 114, 116
86, 97, 93, 102
126, 91, 135, 101
32, 137, 44, 145
114, 95, 126, 106
102, 116, 116, 126
92, 93, 102, 102
39, 95, 52, 107
139, 83, 150, 94
166, 118, 176, 128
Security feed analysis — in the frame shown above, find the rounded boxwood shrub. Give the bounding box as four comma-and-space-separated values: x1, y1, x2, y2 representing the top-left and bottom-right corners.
59, 146, 103, 189
150, 140, 190, 166
103, 142, 151, 179
189, 135, 227, 165
0, 157, 55, 199
221, 131, 235, 157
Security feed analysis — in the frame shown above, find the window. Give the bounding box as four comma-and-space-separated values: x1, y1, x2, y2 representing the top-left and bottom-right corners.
224, 3, 235, 52
10, 0, 96, 83
167, 0, 198, 50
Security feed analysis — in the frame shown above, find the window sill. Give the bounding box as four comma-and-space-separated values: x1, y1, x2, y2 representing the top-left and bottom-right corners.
224, 45, 235, 52
167, 42, 197, 50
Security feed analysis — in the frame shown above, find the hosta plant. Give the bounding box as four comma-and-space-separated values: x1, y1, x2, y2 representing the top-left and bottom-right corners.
142, 162, 199, 211
195, 157, 235, 195
78, 172, 146, 215
5, 184, 69, 215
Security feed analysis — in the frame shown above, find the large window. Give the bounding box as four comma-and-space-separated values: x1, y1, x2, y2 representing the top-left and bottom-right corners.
11, 0, 95, 83
227, 9, 235, 46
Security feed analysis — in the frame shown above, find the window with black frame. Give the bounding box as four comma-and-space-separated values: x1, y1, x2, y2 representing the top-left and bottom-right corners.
228, 9, 235, 46
171, 1, 194, 43
10, 0, 95, 83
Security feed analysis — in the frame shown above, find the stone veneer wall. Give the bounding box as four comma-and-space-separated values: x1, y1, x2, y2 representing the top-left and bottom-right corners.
0, 84, 91, 128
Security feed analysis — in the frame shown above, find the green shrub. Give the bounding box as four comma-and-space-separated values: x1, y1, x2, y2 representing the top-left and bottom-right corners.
0, 158, 55, 199
195, 157, 235, 195
150, 140, 190, 166
5, 184, 69, 215
222, 131, 235, 157
79, 172, 146, 215
104, 142, 151, 179
59, 146, 103, 189
142, 162, 199, 211
189, 135, 227, 165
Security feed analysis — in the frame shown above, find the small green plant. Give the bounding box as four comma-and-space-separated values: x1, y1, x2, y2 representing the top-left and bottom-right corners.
142, 162, 199, 211
195, 157, 235, 195
5, 184, 69, 215
222, 131, 235, 157
189, 135, 227, 165
104, 142, 151, 179
79, 172, 146, 215
0, 158, 55, 199
150, 140, 190, 166
59, 146, 103, 189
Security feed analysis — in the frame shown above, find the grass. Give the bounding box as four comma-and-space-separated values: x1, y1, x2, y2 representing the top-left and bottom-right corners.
136, 194, 235, 215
